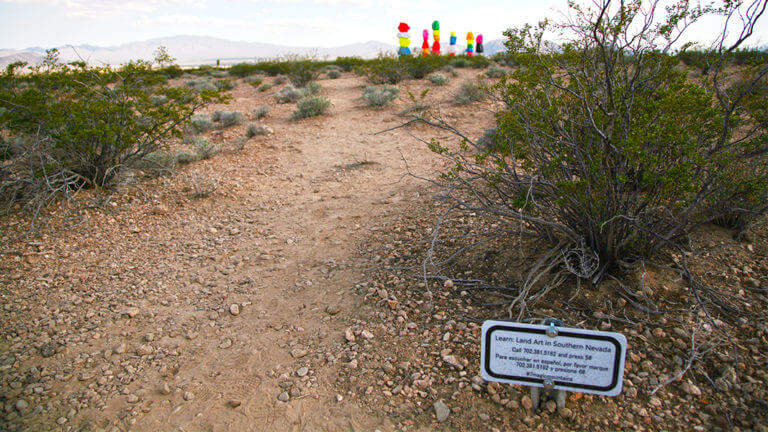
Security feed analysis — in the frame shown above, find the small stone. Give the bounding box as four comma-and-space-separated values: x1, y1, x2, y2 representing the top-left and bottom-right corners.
114, 343, 127, 354
143, 333, 154, 342
442, 354, 464, 370
228, 400, 242, 408
296, 367, 309, 377
136, 344, 154, 356
290, 348, 307, 358
159, 383, 172, 395
346, 359, 358, 369
344, 328, 355, 342
127, 394, 140, 403
14, 399, 29, 412
681, 381, 702, 396
545, 400, 557, 413
743, 277, 760, 289
40, 342, 57, 358
56, 417, 68, 425
478, 413, 490, 421
521, 395, 533, 410
278, 392, 290, 402
649, 396, 662, 407
558, 407, 573, 418
325, 305, 341, 315
208, 311, 219, 320
183, 391, 194, 401
335, 394, 344, 402
219, 339, 233, 349
360, 329, 374, 339
229, 304, 240, 316
443, 280, 455, 289
123, 307, 140, 318
433, 400, 450, 422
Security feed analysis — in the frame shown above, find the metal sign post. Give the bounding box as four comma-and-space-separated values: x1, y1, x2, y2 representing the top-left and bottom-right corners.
480, 318, 627, 410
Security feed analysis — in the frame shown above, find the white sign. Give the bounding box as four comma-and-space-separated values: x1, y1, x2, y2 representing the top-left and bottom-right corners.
481, 320, 627, 396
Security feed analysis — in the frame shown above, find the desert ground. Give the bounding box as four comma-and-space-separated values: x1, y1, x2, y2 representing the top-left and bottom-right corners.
1, 68, 767, 432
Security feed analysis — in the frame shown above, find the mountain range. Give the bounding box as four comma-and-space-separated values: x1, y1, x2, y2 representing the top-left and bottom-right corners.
0, 35, 508, 69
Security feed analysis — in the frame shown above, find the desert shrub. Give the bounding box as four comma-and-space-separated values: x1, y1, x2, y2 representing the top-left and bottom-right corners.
476, 127, 500, 152
292, 95, 330, 119
449, 58, 469, 68
454, 80, 485, 104
326, 69, 342, 79
211, 70, 229, 78
258, 83, 272, 92
136, 151, 177, 172
274, 76, 286, 85
247, 76, 263, 87
246, 123, 271, 137
468, 55, 491, 68
485, 65, 507, 78
253, 105, 270, 119
186, 77, 217, 92
188, 114, 215, 133
442, 65, 458, 77
333, 56, 364, 72
362, 85, 399, 107
0, 50, 223, 212
359, 57, 408, 84
191, 137, 218, 159
229, 62, 260, 77
285, 57, 319, 88
150, 94, 169, 106
214, 79, 234, 91
303, 81, 321, 95
174, 150, 199, 165
275, 85, 302, 103
212, 110, 244, 127
427, 72, 449, 85
427, 0, 768, 318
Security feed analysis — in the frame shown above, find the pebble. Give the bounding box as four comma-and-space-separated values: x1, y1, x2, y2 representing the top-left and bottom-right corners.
558, 407, 573, 418
229, 304, 240, 316
114, 343, 127, 354
545, 400, 557, 413
296, 367, 309, 377
290, 348, 308, 358
159, 383, 172, 395
183, 391, 195, 401
127, 394, 139, 403
56, 417, 68, 425
14, 399, 28, 411
681, 381, 702, 396
123, 307, 140, 318
521, 395, 533, 410
433, 400, 450, 422
325, 305, 341, 315
278, 392, 290, 402
345, 328, 355, 342
361, 329, 374, 339
136, 344, 154, 356
228, 400, 242, 408
442, 354, 464, 370
219, 339, 233, 349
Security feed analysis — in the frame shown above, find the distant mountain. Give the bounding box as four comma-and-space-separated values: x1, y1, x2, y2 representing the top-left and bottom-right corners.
1, 35, 396, 68
482, 39, 507, 56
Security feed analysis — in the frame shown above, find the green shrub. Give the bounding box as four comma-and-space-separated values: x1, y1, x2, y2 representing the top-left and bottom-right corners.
247, 76, 263, 87
258, 83, 272, 92
274, 76, 286, 85
427, 72, 449, 85
0, 50, 224, 205
292, 95, 330, 119
285, 58, 319, 88
454, 80, 485, 104
303, 82, 321, 95
246, 123, 271, 137
212, 110, 244, 127
362, 85, 399, 107
253, 105, 270, 119
211, 70, 229, 78
214, 79, 234, 91
333, 56, 364, 72
192, 137, 218, 159
443, 65, 458, 77
188, 114, 214, 133
485, 65, 507, 78
174, 150, 199, 165
449, 58, 469, 68
150, 94, 169, 106
229, 62, 260, 77
275, 85, 302, 103
186, 78, 217, 92
358, 57, 408, 84
326, 69, 342, 79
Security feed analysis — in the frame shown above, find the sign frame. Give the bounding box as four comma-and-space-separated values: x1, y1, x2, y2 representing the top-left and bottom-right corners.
480, 320, 627, 396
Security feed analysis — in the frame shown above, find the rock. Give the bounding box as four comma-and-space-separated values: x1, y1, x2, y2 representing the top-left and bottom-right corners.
521, 395, 533, 410
144, 333, 154, 342
290, 348, 307, 358
545, 400, 557, 413
325, 305, 341, 315
558, 407, 573, 418
208, 311, 219, 320
289, 387, 301, 397
296, 367, 309, 377
443, 280, 455, 289
228, 400, 242, 408
335, 394, 344, 402
346, 359, 358, 369
681, 381, 702, 396
743, 277, 760, 289
136, 344, 154, 356
278, 392, 290, 402
127, 394, 140, 403
361, 329, 374, 339
151, 204, 169, 215
40, 342, 57, 358
433, 400, 450, 422
344, 328, 355, 342
478, 413, 490, 421
123, 307, 140, 318
114, 343, 127, 354
442, 354, 464, 370
229, 304, 240, 316
183, 391, 195, 401
219, 339, 233, 349
649, 396, 662, 407
159, 383, 172, 395
14, 399, 28, 412
56, 417, 68, 425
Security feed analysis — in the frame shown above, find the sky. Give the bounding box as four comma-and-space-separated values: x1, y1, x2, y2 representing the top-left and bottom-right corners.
0, 0, 766, 50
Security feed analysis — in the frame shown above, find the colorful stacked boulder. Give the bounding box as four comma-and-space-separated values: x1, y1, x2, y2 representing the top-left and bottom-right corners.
466, 32, 475, 57
431, 21, 441, 54
422, 29, 429, 56
397, 22, 412, 56
476, 34, 484, 55
448, 32, 457, 57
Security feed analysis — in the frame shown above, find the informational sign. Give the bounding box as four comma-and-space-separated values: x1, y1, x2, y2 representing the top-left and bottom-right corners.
481, 320, 627, 396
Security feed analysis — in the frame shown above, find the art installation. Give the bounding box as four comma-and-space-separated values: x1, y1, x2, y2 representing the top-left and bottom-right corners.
448, 31, 457, 57
466, 32, 475, 57
397, 22, 412, 56
422, 29, 430, 56
431, 20, 441, 54
476, 34, 484, 55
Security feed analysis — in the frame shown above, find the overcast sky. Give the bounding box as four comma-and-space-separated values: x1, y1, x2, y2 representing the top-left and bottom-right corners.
1, 0, 766, 50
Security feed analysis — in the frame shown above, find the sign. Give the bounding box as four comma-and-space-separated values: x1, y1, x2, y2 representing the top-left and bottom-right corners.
481, 320, 627, 396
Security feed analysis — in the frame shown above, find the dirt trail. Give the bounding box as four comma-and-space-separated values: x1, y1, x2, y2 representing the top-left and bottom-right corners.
0, 70, 487, 431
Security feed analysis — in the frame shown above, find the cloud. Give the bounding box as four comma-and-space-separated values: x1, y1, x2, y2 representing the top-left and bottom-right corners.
0, 0, 206, 18
138, 13, 250, 27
